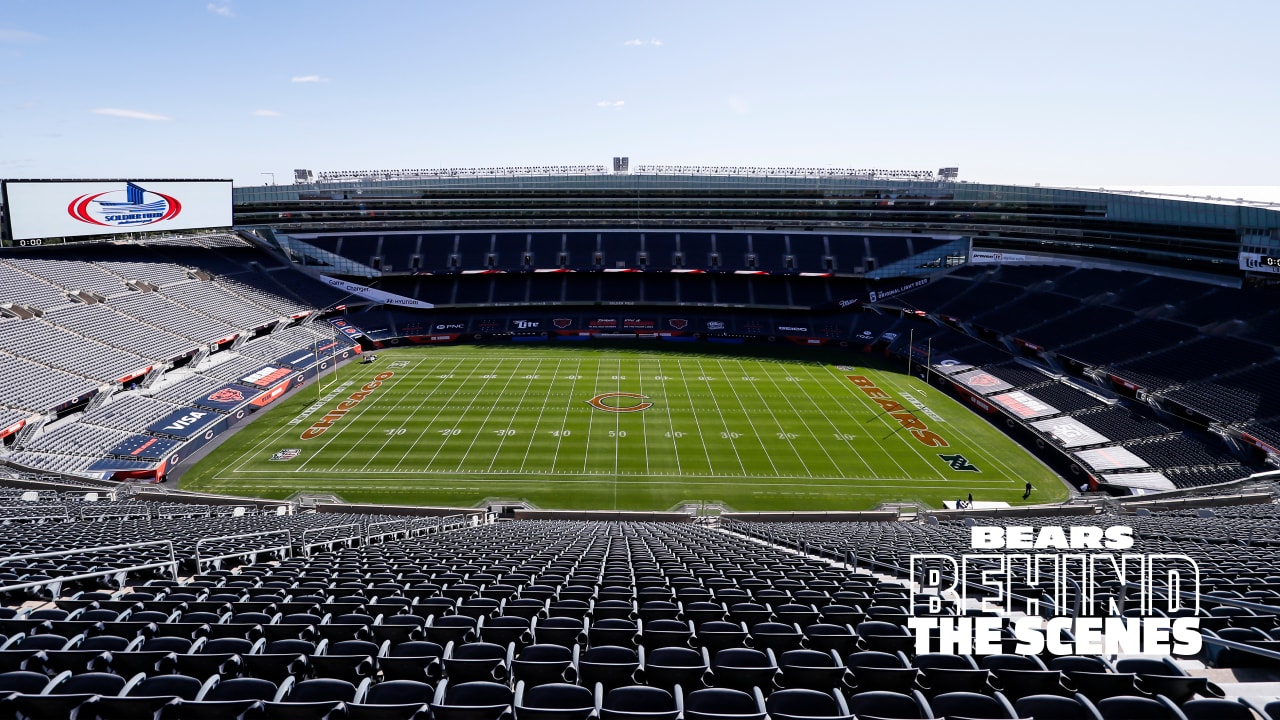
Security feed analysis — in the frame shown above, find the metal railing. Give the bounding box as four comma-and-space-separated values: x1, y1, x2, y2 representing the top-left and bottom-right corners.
195, 529, 292, 571
0, 541, 178, 597
300, 523, 362, 556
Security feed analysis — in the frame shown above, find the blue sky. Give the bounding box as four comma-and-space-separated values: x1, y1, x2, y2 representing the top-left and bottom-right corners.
1, 1, 1277, 191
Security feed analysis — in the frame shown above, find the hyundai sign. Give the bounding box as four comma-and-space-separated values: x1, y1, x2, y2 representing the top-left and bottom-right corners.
2, 179, 232, 241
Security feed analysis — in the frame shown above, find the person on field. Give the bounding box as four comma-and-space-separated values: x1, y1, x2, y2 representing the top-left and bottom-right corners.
1023, 482, 1033, 499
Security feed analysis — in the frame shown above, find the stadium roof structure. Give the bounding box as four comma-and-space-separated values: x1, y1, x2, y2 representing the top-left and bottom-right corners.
232, 168, 1280, 282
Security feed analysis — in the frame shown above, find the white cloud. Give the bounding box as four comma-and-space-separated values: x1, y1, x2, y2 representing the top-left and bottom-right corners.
207, 3, 233, 17
623, 38, 663, 46
291, 75, 328, 83
253, 109, 282, 117
595, 100, 625, 109
0, 28, 43, 42
92, 108, 171, 121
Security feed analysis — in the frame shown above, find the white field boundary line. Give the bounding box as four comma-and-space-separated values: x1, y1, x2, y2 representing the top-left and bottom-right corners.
805, 364, 951, 481
487, 359, 546, 471
731, 358, 844, 477
207, 476, 1011, 490
515, 358, 564, 472
230, 466, 1010, 483
717, 358, 821, 478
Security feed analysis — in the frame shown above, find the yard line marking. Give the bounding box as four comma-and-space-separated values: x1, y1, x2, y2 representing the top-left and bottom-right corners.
636, 357, 652, 476
797, 363, 918, 479
805, 364, 949, 480
452, 358, 529, 472
731, 359, 842, 477
336, 357, 459, 471
545, 359, 583, 475
293, 357, 436, 471
418, 357, 504, 469
765, 362, 877, 477
389, 356, 493, 469
692, 359, 752, 476
582, 357, 602, 473
721, 356, 819, 476
712, 359, 799, 476
655, 359, 690, 476
517, 358, 563, 472
487, 358, 545, 471
665, 356, 716, 471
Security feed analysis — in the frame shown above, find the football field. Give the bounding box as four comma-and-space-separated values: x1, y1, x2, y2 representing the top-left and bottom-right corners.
180, 345, 1065, 510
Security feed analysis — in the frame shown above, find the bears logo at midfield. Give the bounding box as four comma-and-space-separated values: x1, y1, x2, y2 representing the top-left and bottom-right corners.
586, 392, 653, 413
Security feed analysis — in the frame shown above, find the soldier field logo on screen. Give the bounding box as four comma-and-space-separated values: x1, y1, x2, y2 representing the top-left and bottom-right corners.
908, 525, 1203, 656
67, 181, 182, 228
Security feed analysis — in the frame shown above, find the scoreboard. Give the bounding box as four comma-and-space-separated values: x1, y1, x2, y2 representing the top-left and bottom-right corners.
1, 179, 232, 245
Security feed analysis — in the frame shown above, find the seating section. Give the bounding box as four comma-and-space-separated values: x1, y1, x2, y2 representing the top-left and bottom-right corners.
1072, 406, 1178, 443
0, 318, 152, 383
278, 231, 948, 308
1022, 383, 1106, 414
0, 263, 75, 310
883, 264, 1280, 466
0, 355, 101, 412
47, 304, 201, 361
0, 513, 1271, 718
3, 257, 130, 297
0, 236, 368, 480
109, 292, 242, 344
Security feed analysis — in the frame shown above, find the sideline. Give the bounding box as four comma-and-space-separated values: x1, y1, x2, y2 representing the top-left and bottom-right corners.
167, 351, 365, 486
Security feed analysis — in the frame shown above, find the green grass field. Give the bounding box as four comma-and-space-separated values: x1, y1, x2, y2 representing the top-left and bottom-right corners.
179, 345, 1066, 510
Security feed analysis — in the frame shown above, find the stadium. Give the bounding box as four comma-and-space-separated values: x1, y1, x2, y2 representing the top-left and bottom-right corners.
1, 165, 1280, 718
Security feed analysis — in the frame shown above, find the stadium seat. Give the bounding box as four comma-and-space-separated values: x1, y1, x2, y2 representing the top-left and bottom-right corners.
766, 688, 854, 720
513, 681, 596, 720
346, 679, 433, 720
683, 687, 767, 720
